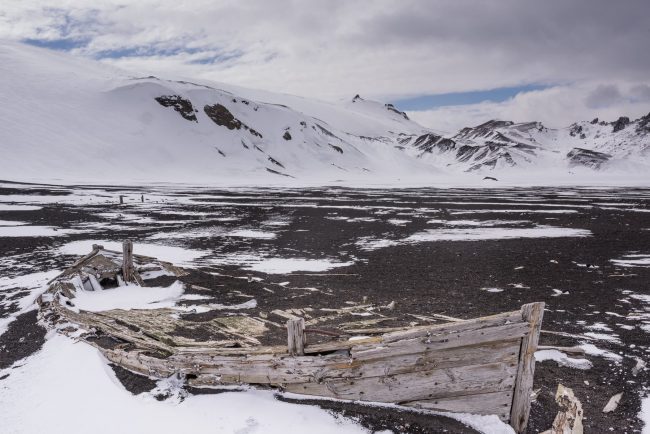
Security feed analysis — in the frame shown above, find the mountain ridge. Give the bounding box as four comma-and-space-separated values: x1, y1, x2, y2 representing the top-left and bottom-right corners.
1, 41, 648, 185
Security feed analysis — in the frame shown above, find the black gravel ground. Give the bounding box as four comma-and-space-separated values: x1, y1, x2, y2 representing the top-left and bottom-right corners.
1, 181, 649, 433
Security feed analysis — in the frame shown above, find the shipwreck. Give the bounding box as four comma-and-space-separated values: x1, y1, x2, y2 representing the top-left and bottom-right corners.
37, 241, 544, 432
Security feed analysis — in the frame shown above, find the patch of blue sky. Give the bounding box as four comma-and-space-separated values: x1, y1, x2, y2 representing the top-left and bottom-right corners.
392, 84, 548, 111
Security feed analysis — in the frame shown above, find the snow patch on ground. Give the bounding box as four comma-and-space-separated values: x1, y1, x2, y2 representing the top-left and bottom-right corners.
57, 240, 211, 267
211, 253, 354, 274
69, 281, 186, 312
226, 229, 278, 239
0, 225, 80, 237
0, 204, 42, 211
0, 335, 371, 434
356, 226, 591, 250
535, 349, 593, 370
611, 253, 650, 267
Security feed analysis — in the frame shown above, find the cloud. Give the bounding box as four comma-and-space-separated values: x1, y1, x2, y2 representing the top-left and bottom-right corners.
1, 0, 650, 131
408, 82, 650, 133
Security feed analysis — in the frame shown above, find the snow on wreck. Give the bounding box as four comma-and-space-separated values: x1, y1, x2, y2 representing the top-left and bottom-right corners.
37, 241, 544, 433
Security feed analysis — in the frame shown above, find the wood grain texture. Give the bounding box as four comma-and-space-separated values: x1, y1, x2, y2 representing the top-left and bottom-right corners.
510, 302, 545, 433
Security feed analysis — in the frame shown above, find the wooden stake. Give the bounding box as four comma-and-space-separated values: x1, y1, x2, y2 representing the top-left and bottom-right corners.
510, 302, 544, 432
122, 240, 134, 283
119, 195, 125, 204
287, 318, 306, 356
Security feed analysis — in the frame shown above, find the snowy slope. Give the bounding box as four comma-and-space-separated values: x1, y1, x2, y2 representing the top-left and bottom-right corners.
0, 42, 434, 184
0, 41, 649, 185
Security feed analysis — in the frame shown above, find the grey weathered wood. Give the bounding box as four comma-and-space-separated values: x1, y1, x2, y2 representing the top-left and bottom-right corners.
285, 360, 518, 403
122, 240, 134, 283
352, 322, 529, 360
405, 390, 514, 422
287, 317, 306, 356
119, 195, 125, 204
510, 302, 544, 433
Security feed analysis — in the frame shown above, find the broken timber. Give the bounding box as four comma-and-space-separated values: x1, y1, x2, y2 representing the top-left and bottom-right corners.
37, 243, 544, 432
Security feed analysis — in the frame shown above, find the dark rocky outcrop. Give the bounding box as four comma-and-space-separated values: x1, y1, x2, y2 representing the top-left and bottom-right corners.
566, 148, 612, 169
384, 103, 409, 120
612, 116, 630, 133
283, 131, 292, 141
203, 104, 263, 138
329, 144, 343, 154
155, 95, 197, 122
569, 124, 585, 139
636, 112, 650, 134
413, 133, 456, 153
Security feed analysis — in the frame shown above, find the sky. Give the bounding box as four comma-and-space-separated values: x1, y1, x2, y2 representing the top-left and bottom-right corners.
1, 0, 649, 132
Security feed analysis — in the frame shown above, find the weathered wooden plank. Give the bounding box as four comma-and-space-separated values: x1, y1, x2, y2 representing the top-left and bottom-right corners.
287, 318, 306, 356
352, 322, 529, 360
404, 390, 513, 422
510, 302, 544, 433
285, 360, 518, 403
381, 310, 522, 344
122, 240, 134, 283
326, 339, 520, 380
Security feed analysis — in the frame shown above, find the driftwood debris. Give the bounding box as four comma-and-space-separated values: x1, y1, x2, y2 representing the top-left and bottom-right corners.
541, 384, 584, 434
37, 243, 545, 432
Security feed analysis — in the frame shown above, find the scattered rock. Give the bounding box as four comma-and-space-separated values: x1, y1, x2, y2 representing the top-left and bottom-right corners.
329, 144, 343, 154
483, 176, 498, 181
602, 392, 622, 413
283, 131, 292, 141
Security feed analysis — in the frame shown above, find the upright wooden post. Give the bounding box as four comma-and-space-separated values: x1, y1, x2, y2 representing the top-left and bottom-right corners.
287, 318, 306, 356
119, 195, 125, 204
122, 240, 134, 283
510, 302, 545, 432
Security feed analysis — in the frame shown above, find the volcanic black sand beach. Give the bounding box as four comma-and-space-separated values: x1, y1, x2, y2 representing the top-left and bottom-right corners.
1, 181, 649, 433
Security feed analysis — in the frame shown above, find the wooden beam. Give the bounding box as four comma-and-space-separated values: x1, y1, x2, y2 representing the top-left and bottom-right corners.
510, 302, 544, 433
287, 318, 305, 356
122, 240, 134, 283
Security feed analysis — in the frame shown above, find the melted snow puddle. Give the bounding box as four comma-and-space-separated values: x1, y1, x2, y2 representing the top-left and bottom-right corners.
211, 254, 354, 274
57, 240, 211, 268
611, 253, 650, 267
356, 226, 591, 250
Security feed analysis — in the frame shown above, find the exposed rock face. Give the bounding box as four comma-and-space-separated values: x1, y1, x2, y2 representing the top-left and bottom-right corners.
384, 103, 409, 120
569, 124, 586, 139
636, 112, 650, 134
329, 144, 343, 154
567, 148, 612, 169
203, 104, 262, 138
413, 133, 456, 153
612, 116, 630, 133
283, 131, 292, 141
154, 95, 197, 122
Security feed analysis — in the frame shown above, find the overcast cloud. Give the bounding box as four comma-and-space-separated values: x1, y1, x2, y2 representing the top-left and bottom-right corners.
1, 0, 649, 130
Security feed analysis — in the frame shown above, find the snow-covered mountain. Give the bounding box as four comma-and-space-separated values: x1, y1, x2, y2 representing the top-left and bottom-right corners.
0, 41, 649, 185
